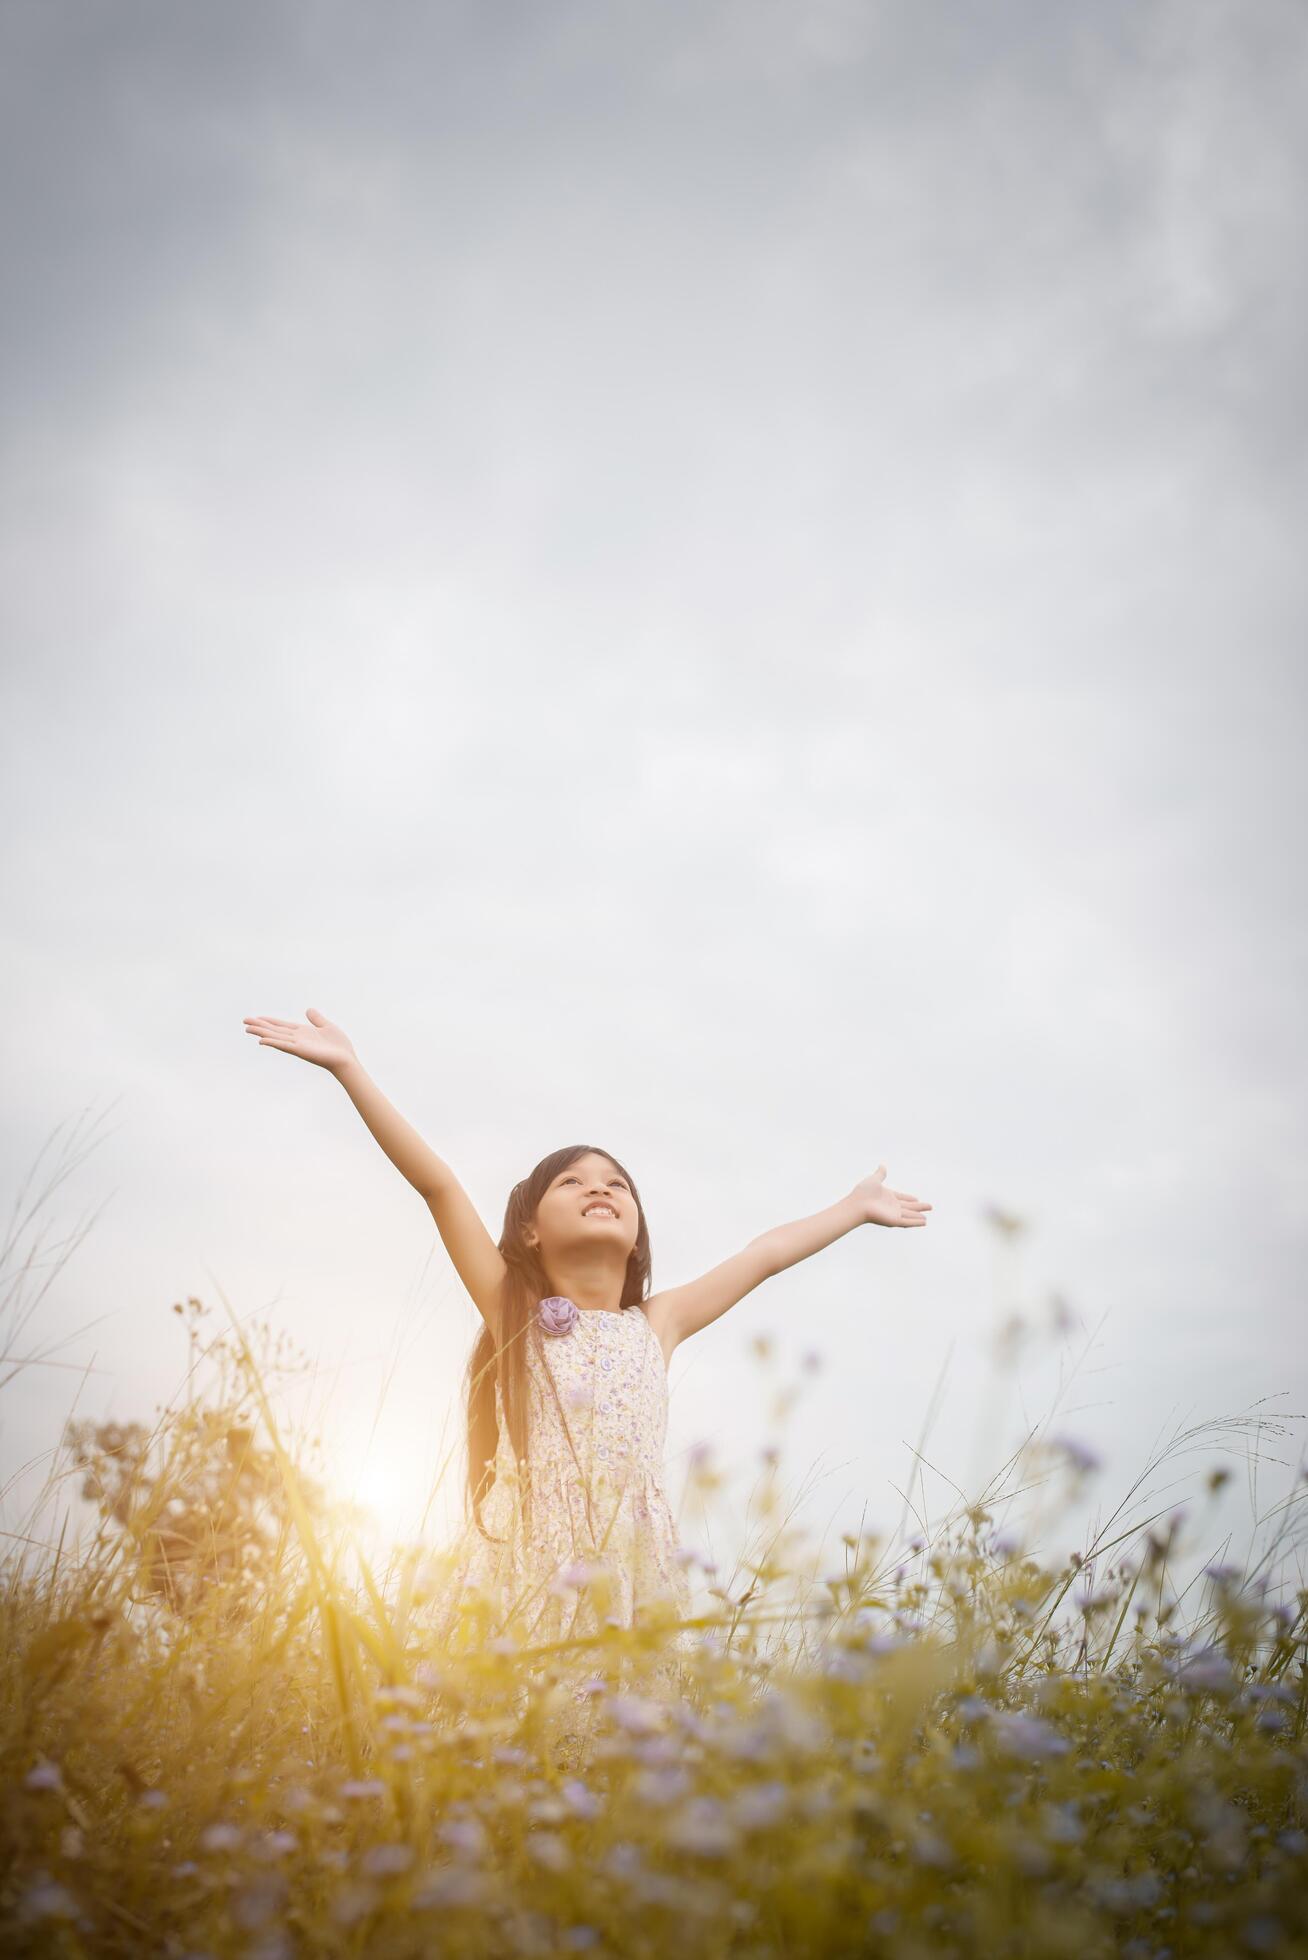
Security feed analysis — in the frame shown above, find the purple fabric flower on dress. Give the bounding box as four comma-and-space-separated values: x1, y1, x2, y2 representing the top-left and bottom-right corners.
538, 1295, 580, 1337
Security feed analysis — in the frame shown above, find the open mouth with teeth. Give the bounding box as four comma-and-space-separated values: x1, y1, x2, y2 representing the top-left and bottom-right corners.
582, 1204, 618, 1219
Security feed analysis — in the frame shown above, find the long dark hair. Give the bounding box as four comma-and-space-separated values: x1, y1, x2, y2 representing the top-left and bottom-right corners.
463, 1143, 652, 1543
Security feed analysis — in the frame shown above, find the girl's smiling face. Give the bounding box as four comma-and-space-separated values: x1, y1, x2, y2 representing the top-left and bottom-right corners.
523, 1152, 640, 1278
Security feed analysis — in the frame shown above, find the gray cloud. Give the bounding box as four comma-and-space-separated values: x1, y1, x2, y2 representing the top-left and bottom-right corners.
2, 0, 1305, 1585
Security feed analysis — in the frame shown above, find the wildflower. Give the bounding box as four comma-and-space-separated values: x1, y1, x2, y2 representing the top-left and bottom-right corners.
23, 1760, 63, 1793
413, 1866, 494, 1909
712, 1714, 772, 1763
562, 1929, 600, 1951
602, 1841, 644, 1880
331, 1882, 377, 1925
439, 1815, 489, 1859
988, 1711, 1070, 1763
360, 1843, 415, 1878
664, 1795, 738, 1857
1203, 1562, 1242, 1586
139, 1788, 168, 1809
254, 1831, 298, 1861
172, 1861, 200, 1878
199, 1823, 243, 1853
560, 1777, 602, 1819
233, 1875, 287, 1931
632, 1731, 680, 1766
18, 1880, 79, 1923
1174, 1650, 1236, 1693
1050, 1435, 1102, 1476
527, 1831, 571, 1872
550, 1559, 598, 1595
761, 1687, 828, 1755
606, 1694, 667, 1737
339, 1778, 387, 1800
911, 1827, 953, 1868
375, 1683, 423, 1709
822, 1647, 870, 1683
414, 1659, 453, 1691
631, 1765, 692, 1807
1042, 1801, 1085, 1845
1091, 1873, 1162, 1914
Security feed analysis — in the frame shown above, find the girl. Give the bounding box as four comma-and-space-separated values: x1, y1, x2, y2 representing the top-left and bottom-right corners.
242, 1006, 932, 1719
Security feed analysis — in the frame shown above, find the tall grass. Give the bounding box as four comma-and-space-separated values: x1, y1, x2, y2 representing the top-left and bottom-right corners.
2, 1122, 1305, 1957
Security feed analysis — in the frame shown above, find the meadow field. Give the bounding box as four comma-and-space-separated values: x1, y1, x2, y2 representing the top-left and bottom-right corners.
3, 1165, 1305, 1958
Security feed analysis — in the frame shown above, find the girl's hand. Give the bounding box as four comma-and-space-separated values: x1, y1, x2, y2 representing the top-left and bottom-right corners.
242, 1007, 358, 1077
851, 1165, 932, 1229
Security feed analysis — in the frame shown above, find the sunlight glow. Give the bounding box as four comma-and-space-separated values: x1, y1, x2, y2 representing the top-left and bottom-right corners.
339, 1450, 422, 1548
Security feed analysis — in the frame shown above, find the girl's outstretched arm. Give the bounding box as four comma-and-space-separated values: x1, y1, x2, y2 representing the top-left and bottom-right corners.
647, 1166, 930, 1354
242, 1007, 507, 1332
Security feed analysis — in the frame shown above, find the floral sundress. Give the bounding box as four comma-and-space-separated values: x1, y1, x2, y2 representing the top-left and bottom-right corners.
427, 1303, 697, 1721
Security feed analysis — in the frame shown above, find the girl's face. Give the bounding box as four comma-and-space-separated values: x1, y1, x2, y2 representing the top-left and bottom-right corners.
525, 1153, 638, 1269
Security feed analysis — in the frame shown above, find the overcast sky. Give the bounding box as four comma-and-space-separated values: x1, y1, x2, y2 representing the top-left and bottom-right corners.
3, 0, 1305, 1608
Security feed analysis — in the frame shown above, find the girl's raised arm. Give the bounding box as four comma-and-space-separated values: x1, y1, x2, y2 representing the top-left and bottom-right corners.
242, 1007, 507, 1334
645, 1166, 931, 1355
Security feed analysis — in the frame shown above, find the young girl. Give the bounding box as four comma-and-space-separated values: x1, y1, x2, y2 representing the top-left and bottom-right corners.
242, 1006, 932, 1720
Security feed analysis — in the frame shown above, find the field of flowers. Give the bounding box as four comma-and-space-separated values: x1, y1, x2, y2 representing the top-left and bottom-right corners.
2, 1163, 1305, 1956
